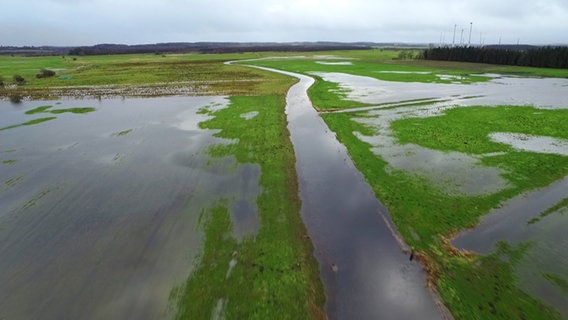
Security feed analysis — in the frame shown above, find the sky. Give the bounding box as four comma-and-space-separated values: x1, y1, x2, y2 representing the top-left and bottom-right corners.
1, 0, 567, 46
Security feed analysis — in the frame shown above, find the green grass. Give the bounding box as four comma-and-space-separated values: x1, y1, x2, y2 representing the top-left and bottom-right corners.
174, 95, 324, 319
245, 58, 492, 85
0, 117, 57, 131
322, 111, 563, 319
25, 105, 96, 115
321, 104, 568, 319
0, 53, 298, 99
391, 106, 568, 191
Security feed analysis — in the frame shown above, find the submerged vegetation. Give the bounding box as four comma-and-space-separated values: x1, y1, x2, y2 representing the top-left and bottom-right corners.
2, 49, 568, 319
244, 53, 568, 318
174, 94, 325, 319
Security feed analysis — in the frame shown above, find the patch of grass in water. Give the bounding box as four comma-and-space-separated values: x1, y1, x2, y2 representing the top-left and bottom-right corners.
0, 117, 57, 131
23, 104, 94, 118
113, 129, 133, 137
543, 273, 568, 294
2, 159, 17, 165
528, 197, 568, 225
308, 75, 370, 110
4, 176, 23, 187
174, 95, 324, 319
49, 107, 95, 114
25, 105, 53, 114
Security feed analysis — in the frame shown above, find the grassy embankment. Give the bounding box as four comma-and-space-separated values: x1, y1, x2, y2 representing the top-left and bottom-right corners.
246, 52, 568, 319
1, 53, 325, 318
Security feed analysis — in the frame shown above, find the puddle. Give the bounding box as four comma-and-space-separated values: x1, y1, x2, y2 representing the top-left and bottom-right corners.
249, 65, 444, 319
351, 104, 510, 196
377, 71, 432, 75
0, 96, 260, 319
315, 61, 353, 66
239, 111, 259, 120
489, 132, 568, 156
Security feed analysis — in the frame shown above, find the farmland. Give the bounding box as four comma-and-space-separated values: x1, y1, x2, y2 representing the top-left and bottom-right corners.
1, 49, 568, 319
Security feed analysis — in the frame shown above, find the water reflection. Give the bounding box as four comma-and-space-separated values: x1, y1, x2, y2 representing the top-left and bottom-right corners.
0, 96, 260, 319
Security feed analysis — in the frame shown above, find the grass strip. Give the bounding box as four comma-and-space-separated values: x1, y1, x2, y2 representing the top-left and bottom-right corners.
174, 95, 325, 319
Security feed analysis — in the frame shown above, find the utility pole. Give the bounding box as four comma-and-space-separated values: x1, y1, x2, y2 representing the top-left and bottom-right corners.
452, 24, 457, 47
468, 22, 473, 46
460, 28, 464, 45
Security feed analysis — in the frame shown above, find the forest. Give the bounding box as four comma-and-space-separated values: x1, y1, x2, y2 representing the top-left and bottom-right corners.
421, 46, 568, 68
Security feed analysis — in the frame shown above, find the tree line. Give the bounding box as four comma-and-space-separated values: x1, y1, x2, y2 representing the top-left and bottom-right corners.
421, 46, 568, 69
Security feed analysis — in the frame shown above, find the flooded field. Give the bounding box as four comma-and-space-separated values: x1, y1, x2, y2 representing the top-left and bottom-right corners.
0, 97, 261, 319
311, 70, 568, 317
250, 65, 445, 319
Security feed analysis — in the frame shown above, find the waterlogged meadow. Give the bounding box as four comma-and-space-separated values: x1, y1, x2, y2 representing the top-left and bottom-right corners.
0, 53, 323, 319
2, 49, 568, 319
246, 53, 568, 319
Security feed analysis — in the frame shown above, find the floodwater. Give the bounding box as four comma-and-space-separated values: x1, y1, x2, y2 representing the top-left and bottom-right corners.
0, 97, 260, 319
251, 65, 445, 319
453, 176, 568, 317
312, 72, 568, 109
310, 70, 568, 316
316, 72, 568, 197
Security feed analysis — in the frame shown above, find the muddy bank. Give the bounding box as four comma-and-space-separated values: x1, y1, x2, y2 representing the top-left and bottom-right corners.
247, 65, 446, 319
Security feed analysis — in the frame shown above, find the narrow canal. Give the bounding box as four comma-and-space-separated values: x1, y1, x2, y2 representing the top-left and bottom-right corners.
251, 66, 446, 319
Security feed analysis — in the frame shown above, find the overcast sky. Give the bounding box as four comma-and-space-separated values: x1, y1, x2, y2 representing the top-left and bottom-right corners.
1, 0, 567, 46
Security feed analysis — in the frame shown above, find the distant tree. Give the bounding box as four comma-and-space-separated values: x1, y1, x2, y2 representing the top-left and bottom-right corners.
36, 69, 56, 79
421, 46, 568, 68
13, 74, 26, 85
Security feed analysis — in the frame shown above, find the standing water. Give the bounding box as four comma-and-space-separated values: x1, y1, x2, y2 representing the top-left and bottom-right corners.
250, 66, 445, 319
0, 97, 260, 319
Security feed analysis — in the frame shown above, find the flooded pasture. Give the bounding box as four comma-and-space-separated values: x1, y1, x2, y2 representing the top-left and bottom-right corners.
313, 70, 568, 316
0, 97, 260, 319
313, 72, 568, 109
251, 65, 445, 319
453, 176, 568, 317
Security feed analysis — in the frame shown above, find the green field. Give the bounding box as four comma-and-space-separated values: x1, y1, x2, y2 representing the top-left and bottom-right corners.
244, 53, 568, 319
2, 49, 568, 319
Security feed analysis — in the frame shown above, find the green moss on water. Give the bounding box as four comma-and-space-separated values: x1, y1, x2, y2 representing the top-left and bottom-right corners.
174, 95, 324, 319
